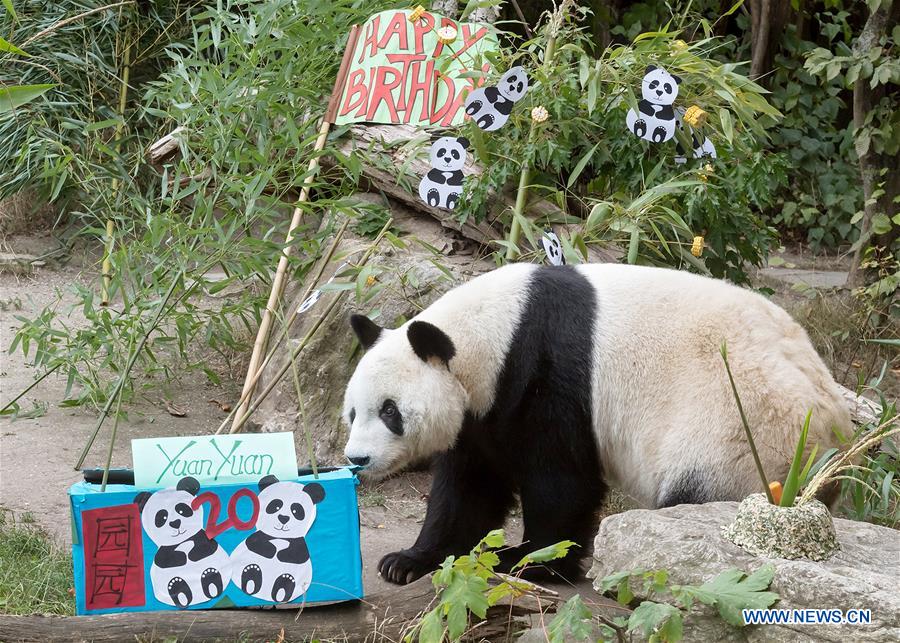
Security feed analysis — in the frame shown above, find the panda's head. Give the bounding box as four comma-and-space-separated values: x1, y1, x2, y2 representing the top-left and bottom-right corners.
641, 65, 680, 105
498, 66, 528, 102
134, 477, 203, 546
342, 315, 468, 479
429, 136, 468, 172
254, 476, 324, 538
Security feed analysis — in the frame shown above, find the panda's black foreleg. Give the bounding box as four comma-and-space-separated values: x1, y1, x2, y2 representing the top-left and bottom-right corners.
378, 445, 515, 585
502, 469, 606, 582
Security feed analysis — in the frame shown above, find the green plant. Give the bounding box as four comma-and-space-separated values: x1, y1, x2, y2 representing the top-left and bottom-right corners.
407, 529, 577, 642
456, 6, 782, 283
0, 510, 74, 616
549, 564, 779, 643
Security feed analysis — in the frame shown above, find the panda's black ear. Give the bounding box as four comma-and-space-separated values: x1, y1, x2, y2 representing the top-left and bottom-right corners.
134, 491, 152, 512
645, 64, 657, 75
456, 136, 469, 150
177, 477, 200, 496
304, 482, 326, 504
350, 314, 382, 350
407, 320, 455, 365
672, 74, 682, 85
259, 475, 279, 492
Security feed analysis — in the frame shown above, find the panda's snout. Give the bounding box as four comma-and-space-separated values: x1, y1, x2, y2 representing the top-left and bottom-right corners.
170, 519, 181, 529
277, 514, 289, 525
348, 455, 370, 467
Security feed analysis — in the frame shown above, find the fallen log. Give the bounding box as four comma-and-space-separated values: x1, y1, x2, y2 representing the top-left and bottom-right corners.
0, 579, 538, 642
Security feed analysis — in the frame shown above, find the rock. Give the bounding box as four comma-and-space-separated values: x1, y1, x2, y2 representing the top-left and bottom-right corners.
588, 502, 900, 642
722, 494, 839, 561
253, 196, 494, 465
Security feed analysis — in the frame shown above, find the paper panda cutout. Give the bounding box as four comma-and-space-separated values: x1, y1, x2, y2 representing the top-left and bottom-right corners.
418, 136, 468, 210
626, 65, 681, 143
464, 66, 529, 131
674, 115, 717, 164
540, 229, 566, 266
134, 477, 232, 609
230, 475, 325, 604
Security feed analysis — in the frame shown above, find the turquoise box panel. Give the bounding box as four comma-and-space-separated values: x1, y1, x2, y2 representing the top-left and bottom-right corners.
69, 468, 363, 615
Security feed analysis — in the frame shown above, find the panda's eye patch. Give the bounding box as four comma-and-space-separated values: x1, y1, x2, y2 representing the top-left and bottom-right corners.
451, 150, 460, 160
266, 499, 283, 514
175, 503, 193, 518
291, 503, 305, 521
379, 399, 403, 436
349, 408, 356, 424
437, 147, 446, 157
649, 80, 659, 89
664, 83, 672, 93
154, 510, 168, 529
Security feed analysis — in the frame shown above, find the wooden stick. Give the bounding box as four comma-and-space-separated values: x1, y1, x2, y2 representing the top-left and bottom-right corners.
231, 24, 360, 432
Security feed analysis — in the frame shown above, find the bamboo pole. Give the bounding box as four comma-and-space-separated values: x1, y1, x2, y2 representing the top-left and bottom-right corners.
102, 21, 132, 306
231, 24, 360, 431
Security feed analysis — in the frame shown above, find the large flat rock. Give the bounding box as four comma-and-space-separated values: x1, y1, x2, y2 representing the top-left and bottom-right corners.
588, 502, 899, 642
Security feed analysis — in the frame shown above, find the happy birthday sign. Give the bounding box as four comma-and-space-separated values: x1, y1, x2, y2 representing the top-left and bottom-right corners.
334, 9, 497, 127
132, 432, 298, 488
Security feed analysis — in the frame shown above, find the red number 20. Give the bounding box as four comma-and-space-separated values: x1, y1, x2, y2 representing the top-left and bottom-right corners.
191, 488, 259, 539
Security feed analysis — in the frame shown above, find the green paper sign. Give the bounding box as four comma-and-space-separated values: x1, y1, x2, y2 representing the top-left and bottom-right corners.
334, 9, 498, 128
132, 432, 298, 488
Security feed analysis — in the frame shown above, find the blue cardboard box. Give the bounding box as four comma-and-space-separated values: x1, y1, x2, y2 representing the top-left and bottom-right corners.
69, 468, 363, 615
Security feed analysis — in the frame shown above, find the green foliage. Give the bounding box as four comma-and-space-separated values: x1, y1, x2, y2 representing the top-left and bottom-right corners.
407, 529, 576, 642
6, 0, 397, 408
569, 565, 779, 642
0, 510, 74, 615
458, 9, 782, 283
780, 409, 813, 507
547, 595, 593, 642
837, 376, 900, 527
767, 24, 863, 248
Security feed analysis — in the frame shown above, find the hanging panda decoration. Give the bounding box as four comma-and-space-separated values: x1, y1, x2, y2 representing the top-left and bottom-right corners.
464, 66, 529, 131
625, 65, 681, 143
540, 229, 566, 266
418, 136, 469, 210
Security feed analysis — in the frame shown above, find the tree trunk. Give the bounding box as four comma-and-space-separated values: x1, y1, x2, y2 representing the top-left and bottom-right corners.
749, 0, 791, 82
846, 1, 900, 288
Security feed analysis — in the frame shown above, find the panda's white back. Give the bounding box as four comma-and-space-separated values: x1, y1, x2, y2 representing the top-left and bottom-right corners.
575, 263, 849, 505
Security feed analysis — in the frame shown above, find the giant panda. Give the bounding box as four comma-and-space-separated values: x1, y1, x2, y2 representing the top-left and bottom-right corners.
464, 66, 528, 131
134, 477, 232, 608
342, 263, 851, 585
230, 475, 325, 603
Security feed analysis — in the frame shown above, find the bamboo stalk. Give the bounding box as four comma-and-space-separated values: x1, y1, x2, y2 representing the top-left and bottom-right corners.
504, 12, 562, 261
216, 218, 392, 435
101, 24, 132, 306
0, 363, 61, 414
231, 23, 361, 431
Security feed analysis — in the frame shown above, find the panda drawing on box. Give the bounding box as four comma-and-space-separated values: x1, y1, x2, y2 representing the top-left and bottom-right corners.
626, 65, 681, 143
230, 475, 325, 603
134, 477, 231, 608
341, 263, 851, 585
418, 136, 468, 211
464, 66, 528, 131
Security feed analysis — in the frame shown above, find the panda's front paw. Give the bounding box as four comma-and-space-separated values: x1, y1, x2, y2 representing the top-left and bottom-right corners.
378, 549, 437, 585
